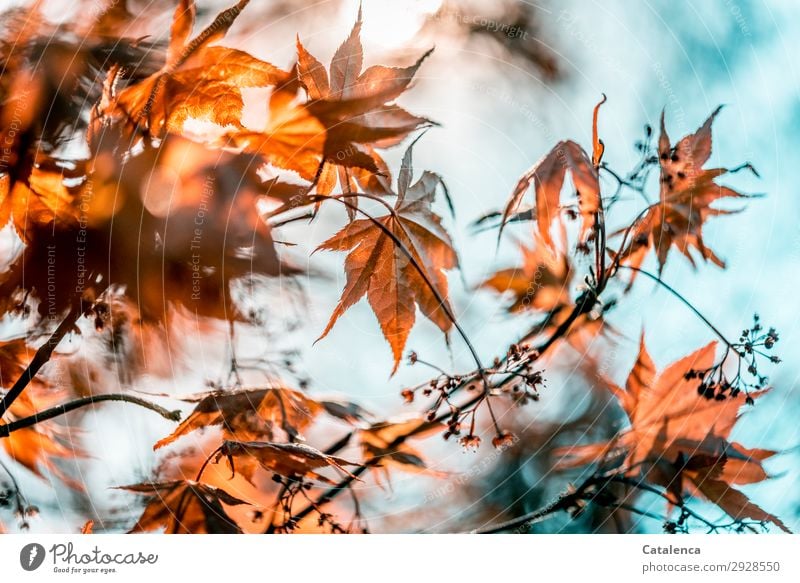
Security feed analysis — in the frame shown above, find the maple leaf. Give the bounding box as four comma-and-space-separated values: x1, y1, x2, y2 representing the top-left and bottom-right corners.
481, 235, 572, 313
0, 161, 82, 243
316, 142, 457, 373
297, 8, 433, 200
500, 98, 605, 248
500, 140, 600, 248
614, 107, 753, 275
154, 387, 323, 450
218, 440, 360, 484
121, 480, 248, 534
480, 237, 605, 352
100, 0, 326, 180
555, 337, 790, 532
106, 1, 262, 132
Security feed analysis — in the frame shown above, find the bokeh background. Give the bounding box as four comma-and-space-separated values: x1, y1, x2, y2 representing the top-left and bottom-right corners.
1, 0, 798, 533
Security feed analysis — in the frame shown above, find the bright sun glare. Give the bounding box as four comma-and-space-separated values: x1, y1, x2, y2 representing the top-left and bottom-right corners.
355, 0, 443, 49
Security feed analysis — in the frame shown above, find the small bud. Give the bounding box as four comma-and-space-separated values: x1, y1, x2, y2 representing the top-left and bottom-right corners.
459, 434, 481, 450
492, 431, 516, 449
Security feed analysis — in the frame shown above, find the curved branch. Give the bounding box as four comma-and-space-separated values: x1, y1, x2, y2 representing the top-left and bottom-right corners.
472, 492, 576, 534
619, 266, 734, 348
0, 394, 181, 437
281, 275, 604, 530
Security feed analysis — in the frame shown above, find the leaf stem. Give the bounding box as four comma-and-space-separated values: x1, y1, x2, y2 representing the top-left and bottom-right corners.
318, 194, 488, 378
619, 266, 734, 348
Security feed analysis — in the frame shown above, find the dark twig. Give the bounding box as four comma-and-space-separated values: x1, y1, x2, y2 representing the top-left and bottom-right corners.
472, 492, 579, 534
0, 394, 181, 437
619, 266, 733, 348
0, 299, 85, 419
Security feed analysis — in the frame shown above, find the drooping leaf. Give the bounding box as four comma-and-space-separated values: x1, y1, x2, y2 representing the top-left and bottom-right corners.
316, 143, 457, 373
218, 440, 360, 484
154, 387, 323, 449
501, 141, 600, 247
121, 480, 248, 533
592, 94, 606, 167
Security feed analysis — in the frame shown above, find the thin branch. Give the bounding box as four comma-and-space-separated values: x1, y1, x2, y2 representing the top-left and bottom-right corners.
282, 283, 604, 530
619, 265, 734, 348
0, 299, 85, 419
472, 493, 576, 534
611, 502, 666, 526
0, 394, 181, 437
264, 431, 354, 533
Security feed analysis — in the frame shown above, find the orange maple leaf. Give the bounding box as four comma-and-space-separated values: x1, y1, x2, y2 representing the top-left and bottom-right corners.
101, 0, 326, 180
154, 387, 323, 450
316, 143, 457, 373
500, 96, 605, 249
614, 107, 754, 275
121, 480, 249, 533
555, 337, 790, 531
297, 8, 433, 204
